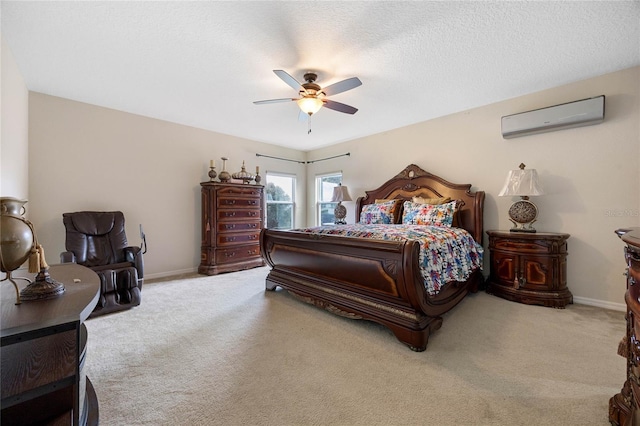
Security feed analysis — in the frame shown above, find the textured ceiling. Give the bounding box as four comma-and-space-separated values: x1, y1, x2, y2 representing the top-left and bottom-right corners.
2, 1, 639, 151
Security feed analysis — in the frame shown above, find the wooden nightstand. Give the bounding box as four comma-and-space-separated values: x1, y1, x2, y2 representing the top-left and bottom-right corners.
486, 230, 573, 308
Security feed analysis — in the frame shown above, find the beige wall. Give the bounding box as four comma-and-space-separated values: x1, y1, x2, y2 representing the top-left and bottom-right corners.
16, 64, 640, 308
1, 36, 29, 200
28, 94, 306, 278
306, 66, 640, 310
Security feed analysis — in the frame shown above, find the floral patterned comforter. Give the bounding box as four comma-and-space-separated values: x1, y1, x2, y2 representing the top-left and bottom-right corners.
293, 224, 484, 296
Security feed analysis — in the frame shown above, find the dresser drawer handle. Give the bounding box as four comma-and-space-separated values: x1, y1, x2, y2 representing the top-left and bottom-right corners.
248, 212, 257, 217
225, 252, 236, 258
224, 212, 236, 217
250, 224, 257, 228
225, 237, 236, 242
223, 200, 236, 205
631, 276, 637, 286
225, 224, 236, 230
248, 200, 257, 205
248, 249, 258, 255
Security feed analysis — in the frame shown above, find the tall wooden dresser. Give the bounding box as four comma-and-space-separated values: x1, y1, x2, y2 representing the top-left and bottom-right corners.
610, 227, 640, 425
199, 182, 265, 275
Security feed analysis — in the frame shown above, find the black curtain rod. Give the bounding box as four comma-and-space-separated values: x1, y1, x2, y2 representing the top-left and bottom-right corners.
255, 152, 350, 164
306, 153, 351, 164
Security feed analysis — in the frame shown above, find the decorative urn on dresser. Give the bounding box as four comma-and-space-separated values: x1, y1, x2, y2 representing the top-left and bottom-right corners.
199, 181, 265, 275
610, 227, 640, 426
485, 230, 572, 308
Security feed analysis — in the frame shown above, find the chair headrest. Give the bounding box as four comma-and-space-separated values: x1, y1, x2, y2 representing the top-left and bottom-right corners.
67, 212, 119, 236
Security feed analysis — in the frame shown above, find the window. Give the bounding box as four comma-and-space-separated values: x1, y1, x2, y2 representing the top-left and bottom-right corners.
265, 173, 295, 230
316, 173, 343, 226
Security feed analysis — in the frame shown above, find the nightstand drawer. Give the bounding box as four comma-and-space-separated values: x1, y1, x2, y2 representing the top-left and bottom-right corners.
493, 239, 552, 254
490, 251, 516, 285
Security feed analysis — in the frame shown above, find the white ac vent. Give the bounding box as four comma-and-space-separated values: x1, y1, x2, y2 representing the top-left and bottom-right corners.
501, 95, 605, 139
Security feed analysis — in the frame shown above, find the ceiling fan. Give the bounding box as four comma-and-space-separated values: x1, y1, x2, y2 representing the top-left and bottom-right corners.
253, 70, 362, 117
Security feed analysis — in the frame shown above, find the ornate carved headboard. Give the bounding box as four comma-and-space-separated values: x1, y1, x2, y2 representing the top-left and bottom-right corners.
355, 164, 485, 244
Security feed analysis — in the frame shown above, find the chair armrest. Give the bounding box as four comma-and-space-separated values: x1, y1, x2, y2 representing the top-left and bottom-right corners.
60, 251, 76, 263
124, 246, 144, 279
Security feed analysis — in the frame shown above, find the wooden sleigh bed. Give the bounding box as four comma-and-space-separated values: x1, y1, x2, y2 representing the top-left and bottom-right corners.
260, 164, 485, 351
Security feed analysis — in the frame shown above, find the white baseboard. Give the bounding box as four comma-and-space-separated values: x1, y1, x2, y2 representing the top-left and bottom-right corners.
144, 267, 198, 280
573, 296, 626, 312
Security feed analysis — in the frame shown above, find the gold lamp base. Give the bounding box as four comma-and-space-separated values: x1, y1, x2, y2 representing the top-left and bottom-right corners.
20, 269, 65, 301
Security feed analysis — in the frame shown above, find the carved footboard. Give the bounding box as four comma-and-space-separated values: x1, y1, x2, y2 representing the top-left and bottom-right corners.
260, 228, 477, 351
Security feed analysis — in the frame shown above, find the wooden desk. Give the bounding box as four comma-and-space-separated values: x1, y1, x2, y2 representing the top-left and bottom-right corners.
1, 264, 100, 426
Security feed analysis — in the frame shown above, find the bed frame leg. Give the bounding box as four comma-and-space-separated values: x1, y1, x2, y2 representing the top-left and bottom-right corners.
393, 316, 443, 352
265, 280, 277, 291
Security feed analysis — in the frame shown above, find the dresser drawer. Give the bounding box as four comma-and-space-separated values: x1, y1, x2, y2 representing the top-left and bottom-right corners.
217, 231, 260, 246
628, 309, 640, 400
217, 197, 262, 209
217, 209, 262, 221
217, 221, 261, 233
215, 244, 261, 264
218, 186, 262, 198
627, 246, 640, 303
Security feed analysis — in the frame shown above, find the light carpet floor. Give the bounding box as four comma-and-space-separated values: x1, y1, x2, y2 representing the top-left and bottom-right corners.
85, 266, 625, 426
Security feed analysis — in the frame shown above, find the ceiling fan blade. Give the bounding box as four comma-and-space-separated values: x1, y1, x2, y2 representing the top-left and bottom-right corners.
321, 77, 362, 96
298, 109, 308, 122
273, 70, 303, 92
253, 98, 297, 105
323, 99, 358, 114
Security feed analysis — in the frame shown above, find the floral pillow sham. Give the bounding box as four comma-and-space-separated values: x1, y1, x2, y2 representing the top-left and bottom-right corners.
402, 200, 457, 227
359, 200, 398, 224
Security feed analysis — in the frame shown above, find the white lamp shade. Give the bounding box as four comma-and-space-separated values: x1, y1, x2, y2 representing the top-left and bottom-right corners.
499, 168, 544, 197
331, 185, 352, 202
297, 97, 323, 115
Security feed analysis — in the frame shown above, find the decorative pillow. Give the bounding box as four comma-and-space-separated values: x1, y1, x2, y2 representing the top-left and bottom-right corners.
412, 196, 451, 205
360, 200, 398, 224
375, 199, 402, 222
402, 201, 457, 227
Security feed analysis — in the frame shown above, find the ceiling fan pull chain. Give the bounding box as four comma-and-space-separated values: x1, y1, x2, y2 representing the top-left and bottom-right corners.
308, 116, 312, 134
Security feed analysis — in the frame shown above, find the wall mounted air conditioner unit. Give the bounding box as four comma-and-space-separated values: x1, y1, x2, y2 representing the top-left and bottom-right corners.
501, 95, 605, 139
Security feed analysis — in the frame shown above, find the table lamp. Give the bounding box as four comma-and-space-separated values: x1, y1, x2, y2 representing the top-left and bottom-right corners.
498, 163, 544, 233
331, 184, 352, 225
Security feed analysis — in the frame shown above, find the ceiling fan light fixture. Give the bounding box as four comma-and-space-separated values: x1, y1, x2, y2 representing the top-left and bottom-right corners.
297, 97, 323, 116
